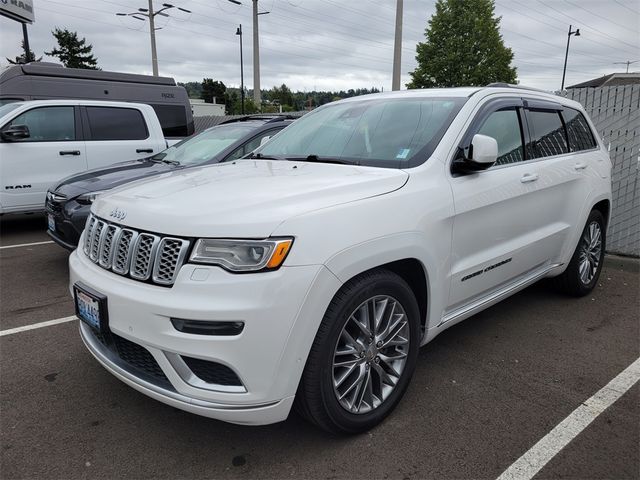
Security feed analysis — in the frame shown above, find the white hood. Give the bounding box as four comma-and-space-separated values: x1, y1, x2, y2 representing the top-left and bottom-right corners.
92, 159, 408, 238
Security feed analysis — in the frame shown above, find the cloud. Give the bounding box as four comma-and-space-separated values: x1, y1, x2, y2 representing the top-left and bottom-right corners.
1, 0, 638, 92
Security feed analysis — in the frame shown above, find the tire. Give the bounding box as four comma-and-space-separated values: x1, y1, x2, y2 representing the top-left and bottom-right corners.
294, 269, 421, 434
552, 209, 606, 297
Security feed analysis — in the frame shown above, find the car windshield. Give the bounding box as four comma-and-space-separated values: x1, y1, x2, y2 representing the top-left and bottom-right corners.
152, 123, 257, 165
0, 102, 22, 118
255, 96, 466, 168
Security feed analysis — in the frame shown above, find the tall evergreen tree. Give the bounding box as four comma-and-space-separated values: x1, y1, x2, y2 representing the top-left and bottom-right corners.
408, 0, 517, 88
6, 40, 41, 64
201, 79, 226, 104
45, 28, 99, 69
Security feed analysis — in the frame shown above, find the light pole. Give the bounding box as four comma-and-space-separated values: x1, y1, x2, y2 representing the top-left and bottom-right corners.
116, 2, 191, 76
228, 0, 269, 109
561, 24, 580, 91
236, 24, 245, 115
391, 0, 403, 91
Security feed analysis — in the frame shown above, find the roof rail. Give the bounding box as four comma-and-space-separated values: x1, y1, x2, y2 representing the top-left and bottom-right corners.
485, 83, 554, 94
220, 114, 299, 125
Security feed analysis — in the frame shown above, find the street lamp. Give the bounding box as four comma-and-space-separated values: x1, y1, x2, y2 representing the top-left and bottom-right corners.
116, 1, 191, 76
228, 0, 269, 108
236, 24, 245, 115
561, 24, 580, 91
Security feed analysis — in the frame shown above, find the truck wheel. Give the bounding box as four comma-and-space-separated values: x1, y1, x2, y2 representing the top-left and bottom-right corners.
553, 209, 606, 297
295, 269, 421, 434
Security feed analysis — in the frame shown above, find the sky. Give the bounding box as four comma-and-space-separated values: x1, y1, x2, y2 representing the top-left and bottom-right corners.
0, 0, 638, 93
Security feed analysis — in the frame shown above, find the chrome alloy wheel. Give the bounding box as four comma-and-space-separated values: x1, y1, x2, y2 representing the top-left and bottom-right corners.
332, 295, 410, 414
578, 221, 602, 285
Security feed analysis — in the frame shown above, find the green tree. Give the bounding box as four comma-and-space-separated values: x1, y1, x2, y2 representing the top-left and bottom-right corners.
408, 0, 516, 88
201, 79, 226, 104
45, 28, 99, 69
6, 40, 41, 64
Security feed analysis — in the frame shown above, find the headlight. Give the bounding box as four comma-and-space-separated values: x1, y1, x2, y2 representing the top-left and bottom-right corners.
189, 238, 293, 272
76, 190, 107, 205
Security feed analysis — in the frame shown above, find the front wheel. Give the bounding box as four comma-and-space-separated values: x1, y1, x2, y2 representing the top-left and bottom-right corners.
552, 209, 606, 296
294, 269, 421, 434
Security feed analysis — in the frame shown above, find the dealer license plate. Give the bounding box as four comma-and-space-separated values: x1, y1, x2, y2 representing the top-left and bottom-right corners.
74, 284, 106, 331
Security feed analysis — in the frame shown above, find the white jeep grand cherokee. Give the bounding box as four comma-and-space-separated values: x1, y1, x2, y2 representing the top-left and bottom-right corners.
69, 86, 611, 433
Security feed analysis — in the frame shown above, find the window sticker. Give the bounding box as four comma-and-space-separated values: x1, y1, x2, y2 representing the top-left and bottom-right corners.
396, 148, 411, 159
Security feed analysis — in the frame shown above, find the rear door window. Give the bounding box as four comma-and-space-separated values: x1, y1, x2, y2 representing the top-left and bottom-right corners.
4, 106, 75, 142
85, 107, 148, 141
526, 109, 568, 158
562, 108, 597, 152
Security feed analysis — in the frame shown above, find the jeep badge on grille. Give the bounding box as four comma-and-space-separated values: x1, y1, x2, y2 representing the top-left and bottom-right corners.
109, 208, 127, 221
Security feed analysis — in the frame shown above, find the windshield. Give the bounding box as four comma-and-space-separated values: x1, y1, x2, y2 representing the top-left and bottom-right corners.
152, 123, 256, 165
256, 96, 466, 168
0, 102, 22, 118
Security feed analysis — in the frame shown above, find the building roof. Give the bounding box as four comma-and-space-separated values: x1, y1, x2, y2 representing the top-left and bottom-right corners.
567, 72, 640, 89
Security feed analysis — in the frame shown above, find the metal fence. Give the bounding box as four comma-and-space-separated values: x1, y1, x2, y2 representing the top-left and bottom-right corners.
563, 85, 640, 257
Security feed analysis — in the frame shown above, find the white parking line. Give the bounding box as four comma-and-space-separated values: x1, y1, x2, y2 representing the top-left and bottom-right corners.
0, 240, 54, 250
497, 356, 640, 480
0, 316, 77, 337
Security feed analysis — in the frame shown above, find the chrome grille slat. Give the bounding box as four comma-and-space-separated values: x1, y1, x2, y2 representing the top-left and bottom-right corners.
152, 238, 190, 285
83, 214, 188, 286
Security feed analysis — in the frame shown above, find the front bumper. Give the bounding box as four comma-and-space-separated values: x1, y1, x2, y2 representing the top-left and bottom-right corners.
45, 198, 88, 250
69, 247, 341, 425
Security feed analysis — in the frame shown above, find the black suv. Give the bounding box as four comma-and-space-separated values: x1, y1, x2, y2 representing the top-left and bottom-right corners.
46, 116, 294, 250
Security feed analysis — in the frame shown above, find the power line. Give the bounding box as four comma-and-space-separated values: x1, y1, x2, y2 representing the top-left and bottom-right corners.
564, 0, 639, 36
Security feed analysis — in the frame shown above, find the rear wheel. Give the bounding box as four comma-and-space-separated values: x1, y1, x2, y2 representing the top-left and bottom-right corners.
552, 209, 606, 296
295, 269, 421, 434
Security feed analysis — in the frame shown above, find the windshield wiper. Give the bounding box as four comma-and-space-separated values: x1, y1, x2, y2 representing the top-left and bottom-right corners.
248, 152, 283, 160
148, 155, 180, 166
285, 155, 357, 165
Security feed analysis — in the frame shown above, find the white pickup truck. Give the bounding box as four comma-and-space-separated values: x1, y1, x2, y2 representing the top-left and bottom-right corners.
0, 99, 170, 215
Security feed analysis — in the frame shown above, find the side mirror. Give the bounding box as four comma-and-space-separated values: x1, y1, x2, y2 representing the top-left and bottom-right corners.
451, 134, 498, 174
259, 135, 272, 147
1, 124, 30, 141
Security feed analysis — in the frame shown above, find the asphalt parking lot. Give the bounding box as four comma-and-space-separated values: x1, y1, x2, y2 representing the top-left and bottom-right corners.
1, 213, 638, 480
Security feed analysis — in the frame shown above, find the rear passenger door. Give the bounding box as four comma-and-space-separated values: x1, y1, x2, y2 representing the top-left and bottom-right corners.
0, 105, 86, 212
82, 106, 158, 169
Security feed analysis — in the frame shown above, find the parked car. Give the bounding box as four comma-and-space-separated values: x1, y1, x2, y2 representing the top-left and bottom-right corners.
0, 100, 169, 215
0, 62, 194, 139
69, 86, 611, 433
47, 116, 293, 250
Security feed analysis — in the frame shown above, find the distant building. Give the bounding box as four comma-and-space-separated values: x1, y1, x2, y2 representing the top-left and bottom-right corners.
567, 72, 640, 89
190, 98, 225, 117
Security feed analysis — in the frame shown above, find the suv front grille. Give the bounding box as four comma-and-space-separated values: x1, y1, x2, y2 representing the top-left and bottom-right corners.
83, 214, 190, 286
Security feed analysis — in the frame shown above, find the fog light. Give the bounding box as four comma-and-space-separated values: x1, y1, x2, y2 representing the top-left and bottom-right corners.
170, 318, 244, 336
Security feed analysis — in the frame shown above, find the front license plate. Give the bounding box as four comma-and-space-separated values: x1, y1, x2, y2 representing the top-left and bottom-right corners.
74, 283, 108, 331
48, 214, 55, 232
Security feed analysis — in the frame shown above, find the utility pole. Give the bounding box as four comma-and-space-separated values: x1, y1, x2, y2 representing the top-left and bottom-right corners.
148, 0, 158, 76
252, 0, 261, 107
561, 24, 580, 91
614, 60, 639, 73
391, 0, 403, 91
116, 2, 191, 77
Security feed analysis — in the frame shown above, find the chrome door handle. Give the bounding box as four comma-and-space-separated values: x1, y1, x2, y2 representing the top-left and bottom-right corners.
59, 150, 81, 156
520, 173, 539, 183
574, 162, 588, 171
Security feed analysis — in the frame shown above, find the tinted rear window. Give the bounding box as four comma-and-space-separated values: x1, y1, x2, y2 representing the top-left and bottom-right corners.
86, 106, 148, 141
526, 109, 568, 158
150, 104, 190, 137
563, 108, 597, 152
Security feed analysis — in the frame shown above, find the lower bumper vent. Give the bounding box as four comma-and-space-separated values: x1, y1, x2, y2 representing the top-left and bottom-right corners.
181, 356, 243, 386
